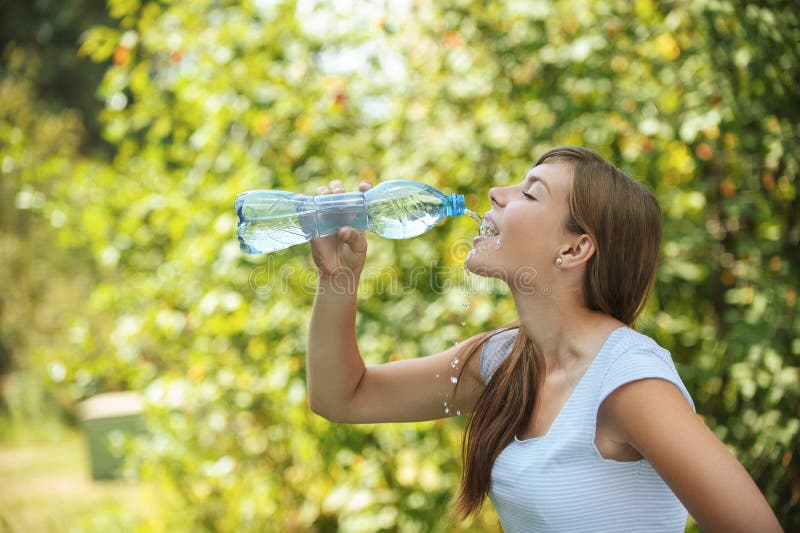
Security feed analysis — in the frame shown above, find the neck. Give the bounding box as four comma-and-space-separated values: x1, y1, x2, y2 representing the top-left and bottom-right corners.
510, 285, 623, 373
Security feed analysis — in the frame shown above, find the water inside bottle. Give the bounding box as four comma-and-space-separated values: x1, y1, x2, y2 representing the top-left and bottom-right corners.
236, 191, 314, 254
238, 217, 311, 254
367, 191, 443, 239
237, 191, 369, 253
313, 207, 368, 236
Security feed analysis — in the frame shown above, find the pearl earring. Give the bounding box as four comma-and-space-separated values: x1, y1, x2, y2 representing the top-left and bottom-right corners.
556, 258, 563, 265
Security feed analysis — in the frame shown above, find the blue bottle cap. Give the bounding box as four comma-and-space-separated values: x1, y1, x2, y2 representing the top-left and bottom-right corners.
446, 193, 466, 217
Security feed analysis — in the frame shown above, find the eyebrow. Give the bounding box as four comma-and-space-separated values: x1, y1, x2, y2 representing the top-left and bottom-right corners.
524, 172, 551, 194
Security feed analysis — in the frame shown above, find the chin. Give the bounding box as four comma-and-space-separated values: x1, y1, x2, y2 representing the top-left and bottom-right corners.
465, 250, 507, 281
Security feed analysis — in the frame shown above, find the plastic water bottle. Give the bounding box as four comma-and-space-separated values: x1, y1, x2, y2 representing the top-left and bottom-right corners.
235, 179, 466, 254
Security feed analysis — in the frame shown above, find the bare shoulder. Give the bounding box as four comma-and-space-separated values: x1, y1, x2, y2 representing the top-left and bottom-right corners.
597, 377, 696, 460
600, 378, 782, 532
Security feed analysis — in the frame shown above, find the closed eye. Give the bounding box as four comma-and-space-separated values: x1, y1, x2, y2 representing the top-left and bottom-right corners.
522, 191, 537, 201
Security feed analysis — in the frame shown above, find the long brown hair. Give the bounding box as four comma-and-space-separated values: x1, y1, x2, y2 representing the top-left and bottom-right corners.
452, 146, 663, 519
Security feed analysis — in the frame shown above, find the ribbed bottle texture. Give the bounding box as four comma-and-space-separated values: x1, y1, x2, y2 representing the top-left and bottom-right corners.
236, 180, 466, 254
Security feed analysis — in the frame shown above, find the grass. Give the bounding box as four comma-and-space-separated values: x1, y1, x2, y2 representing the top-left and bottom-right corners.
0, 424, 145, 533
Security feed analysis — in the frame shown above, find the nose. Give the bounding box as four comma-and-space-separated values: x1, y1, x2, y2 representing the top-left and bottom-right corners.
489, 186, 506, 207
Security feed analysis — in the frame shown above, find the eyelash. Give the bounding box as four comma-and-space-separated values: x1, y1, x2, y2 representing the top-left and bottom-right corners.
522, 191, 537, 201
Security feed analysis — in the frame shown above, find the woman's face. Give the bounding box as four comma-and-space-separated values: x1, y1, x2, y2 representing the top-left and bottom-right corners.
465, 162, 573, 292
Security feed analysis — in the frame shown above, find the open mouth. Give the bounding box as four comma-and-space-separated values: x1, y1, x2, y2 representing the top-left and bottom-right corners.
479, 217, 499, 237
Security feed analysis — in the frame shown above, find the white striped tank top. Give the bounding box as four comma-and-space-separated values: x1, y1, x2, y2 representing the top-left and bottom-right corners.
480, 326, 694, 533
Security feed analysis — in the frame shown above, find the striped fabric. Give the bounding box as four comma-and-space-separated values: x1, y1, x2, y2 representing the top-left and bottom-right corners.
480, 327, 694, 532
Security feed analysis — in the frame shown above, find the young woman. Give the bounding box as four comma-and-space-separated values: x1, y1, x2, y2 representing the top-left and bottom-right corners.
306, 147, 782, 532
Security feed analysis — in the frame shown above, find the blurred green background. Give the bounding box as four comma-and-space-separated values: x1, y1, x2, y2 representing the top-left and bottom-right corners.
1, 0, 798, 531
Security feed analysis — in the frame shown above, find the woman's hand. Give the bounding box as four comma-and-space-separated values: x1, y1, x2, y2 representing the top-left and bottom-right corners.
309, 179, 372, 284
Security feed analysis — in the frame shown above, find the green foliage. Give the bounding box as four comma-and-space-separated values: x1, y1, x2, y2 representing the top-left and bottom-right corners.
0, 0, 111, 148
0, 45, 96, 415
3, 0, 798, 530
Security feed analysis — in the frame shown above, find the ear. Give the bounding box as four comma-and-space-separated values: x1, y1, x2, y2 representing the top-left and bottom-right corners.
558, 234, 595, 268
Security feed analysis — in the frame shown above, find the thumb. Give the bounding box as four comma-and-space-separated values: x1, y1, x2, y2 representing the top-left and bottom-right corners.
339, 227, 367, 255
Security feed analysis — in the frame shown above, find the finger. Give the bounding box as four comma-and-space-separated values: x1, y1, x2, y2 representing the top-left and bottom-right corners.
339, 227, 367, 254
330, 180, 345, 193
317, 186, 332, 195
358, 180, 372, 192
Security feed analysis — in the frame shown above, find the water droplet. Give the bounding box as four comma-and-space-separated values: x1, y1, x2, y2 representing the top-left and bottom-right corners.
464, 264, 477, 295
450, 376, 458, 384
444, 407, 450, 415
460, 320, 466, 326
463, 302, 471, 310
450, 356, 460, 368
495, 237, 502, 250
456, 409, 462, 416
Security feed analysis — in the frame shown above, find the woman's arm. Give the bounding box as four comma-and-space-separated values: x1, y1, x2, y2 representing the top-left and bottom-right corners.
601, 378, 782, 532
306, 180, 485, 424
